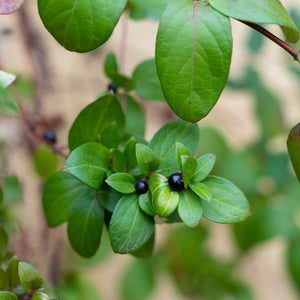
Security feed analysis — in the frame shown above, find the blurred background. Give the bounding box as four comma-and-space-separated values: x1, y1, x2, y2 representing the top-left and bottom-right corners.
0, 0, 300, 299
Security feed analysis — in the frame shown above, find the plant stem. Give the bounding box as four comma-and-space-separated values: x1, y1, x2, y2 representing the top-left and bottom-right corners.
242, 21, 299, 61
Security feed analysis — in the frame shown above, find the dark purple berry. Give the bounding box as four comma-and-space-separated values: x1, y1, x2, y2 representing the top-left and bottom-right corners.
168, 173, 184, 191
135, 181, 149, 195
107, 82, 117, 94
43, 131, 57, 143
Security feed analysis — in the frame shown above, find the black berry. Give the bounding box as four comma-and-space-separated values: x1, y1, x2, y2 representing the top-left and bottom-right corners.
107, 82, 117, 94
135, 181, 149, 195
43, 131, 57, 143
168, 173, 184, 191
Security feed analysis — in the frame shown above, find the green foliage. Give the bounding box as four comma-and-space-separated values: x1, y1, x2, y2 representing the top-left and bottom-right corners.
3, 175, 22, 204
136, 144, 160, 175
106, 173, 136, 194
18, 262, 44, 293
287, 123, 300, 182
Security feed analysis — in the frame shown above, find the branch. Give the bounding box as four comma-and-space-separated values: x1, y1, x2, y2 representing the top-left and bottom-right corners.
241, 21, 299, 61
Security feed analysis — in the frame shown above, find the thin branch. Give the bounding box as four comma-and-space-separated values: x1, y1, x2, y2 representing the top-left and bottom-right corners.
241, 21, 299, 61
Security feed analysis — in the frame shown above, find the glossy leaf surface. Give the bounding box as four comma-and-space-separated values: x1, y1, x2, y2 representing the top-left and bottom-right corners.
106, 173, 136, 194
189, 181, 212, 202
136, 144, 160, 175
192, 154, 216, 182
18, 262, 43, 293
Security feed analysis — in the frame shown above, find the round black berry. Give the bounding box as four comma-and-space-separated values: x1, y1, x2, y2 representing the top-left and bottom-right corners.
168, 173, 184, 191
43, 130, 57, 143
135, 181, 149, 195
107, 82, 117, 94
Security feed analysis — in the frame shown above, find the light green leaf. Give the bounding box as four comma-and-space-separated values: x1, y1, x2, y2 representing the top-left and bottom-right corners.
104, 53, 118, 78
207, 0, 299, 43
287, 123, 300, 182
31, 292, 49, 300
64, 142, 110, 190
109, 194, 154, 254
202, 176, 251, 223
181, 155, 197, 189
176, 142, 191, 170
68, 95, 125, 151
156, 0, 232, 122
0, 291, 18, 300
38, 0, 127, 52
136, 144, 160, 175
3, 175, 22, 203
178, 189, 202, 228
42, 171, 96, 227
192, 153, 216, 182
138, 193, 155, 216
132, 59, 164, 101
0, 71, 16, 88
189, 182, 212, 202
0, 226, 8, 257
0, 1, 25, 15
67, 193, 104, 257
106, 173, 136, 194
18, 262, 44, 293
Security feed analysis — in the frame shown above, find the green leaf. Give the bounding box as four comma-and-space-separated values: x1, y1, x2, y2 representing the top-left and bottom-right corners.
128, 0, 169, 21
132, 59, 164, 101
138, 193, 155, 217
156, 0, 232, 122
125, 96, 145, 137
287, 237, 300, 290
123, 138, 138, 170
31, 292, 49, 300
202, 176, 251, 223
100, 122, 122, 148
136, 144, 160, 175
33, 145, 59, 180
64, 142, 110, 190
0, 70, 16, 88
111, 149, 127, 173
68, 95, 125, 151
42, 171, 96, 227
287, 123, 300, 182
149, 119, 199, 175
181, 155, 197, 189
0, 268, 8, 290
3, 175, 22, 203
192, 153, 216, 182
0, 187, 3, 205
5, 257, 20, 289
120, 260, 155, 300
106, 173, 136, 194
0, 88, 19, 114
0, 292, 18, 300
38, 0, 127, 52
18, 262, 44, 293
130, 233, 154, 259
0, 226, 8, 257
97, 184, 121, 213
176, 142, 191, 169
104, 53, 118, 78
178, 189, 202, 228
0, 1, 25, 15
67, 193, 104, 257
207, 0, 299, 43
109, 194, 154, 254
189, 182, 212, 202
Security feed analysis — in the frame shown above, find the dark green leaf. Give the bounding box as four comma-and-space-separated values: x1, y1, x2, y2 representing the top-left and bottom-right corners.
106, 173, 136, 194
0, 269, 7, 290
192, 154, 216, 182
110, 74, 135, 90
109, 194, 154, 254
132, 59, 164, 101
136, 144, 160, 175
0, 226, 8, 257
125, 96, 145, 137
67, 193, 104, 257
111, 149, 127, 173
97, 184, 121, 213
31, 292, 49, 300
0, 291, 18, 300
0, 71, 16, 88
100, 122, 122, 148
0, 187, 3, 205
64, 142, 110, 190
104, 53, 118, 78
38, 0, 127, 52
287, 123, 300, 182
156, 0, 232, 122
176, 142, 191, 170
287, 237, 300, 290
138, 193, 155, 217
123, 138, 138, 170
18, 262, 44, 293
189, 182, 212, 202
207, 0, 299, 43
68, 95, 125, 151
3, 175, 22, 203
178, 189, 202, 228
5, 257, 20, 289
181, 155, 197, 189
130, 233, 154, 259
33, 145, 59, 180
202, 176, 251, 223
120, 260, 155, 300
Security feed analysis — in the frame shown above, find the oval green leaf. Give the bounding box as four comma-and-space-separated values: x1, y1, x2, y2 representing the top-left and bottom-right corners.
67, 193, 104, 257
178, 189, 202, 229
192, 153, 216, 182
138, 193, 155, 217
38, 0, 127, 52
0, 0, 25, 15
207, 0, 299, 43
136, 144, 160, 175
109, 194, 155, 254
202, 176, 251, 223
106, 173, 136, 194
68, 95, 125, 151
189, 181, 212, 202
156, 0, 232, 122
31, 292, 49, 300
64, 142, 110, 190
97, 184, 121, 213
0, 291, 18, 300
181, 155, 197, 189
287, 123, 300, 182
5, 257, 20, 289
175, 142, 191, 169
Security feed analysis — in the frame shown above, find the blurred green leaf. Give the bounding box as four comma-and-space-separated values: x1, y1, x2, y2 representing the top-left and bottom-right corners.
31, 292, 49, 300
3, 175, 22, 203
5, 257, 20, 289
125, 96, 145, 137
175, 142, 191, 170
247, 26, 265, 53
287, 237, 300, 291
136, 143, 160, 175
0, 225, 8, 257
111, 149, 127, 173
106, 173, 136, 194
0, 291, 18, 300
123, 138, 138, 171
130, 233, 155, 259
0, 268, 8, 290
18, 262, 44, 293
104, 53, 118, 78
287, 123, 300, 182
